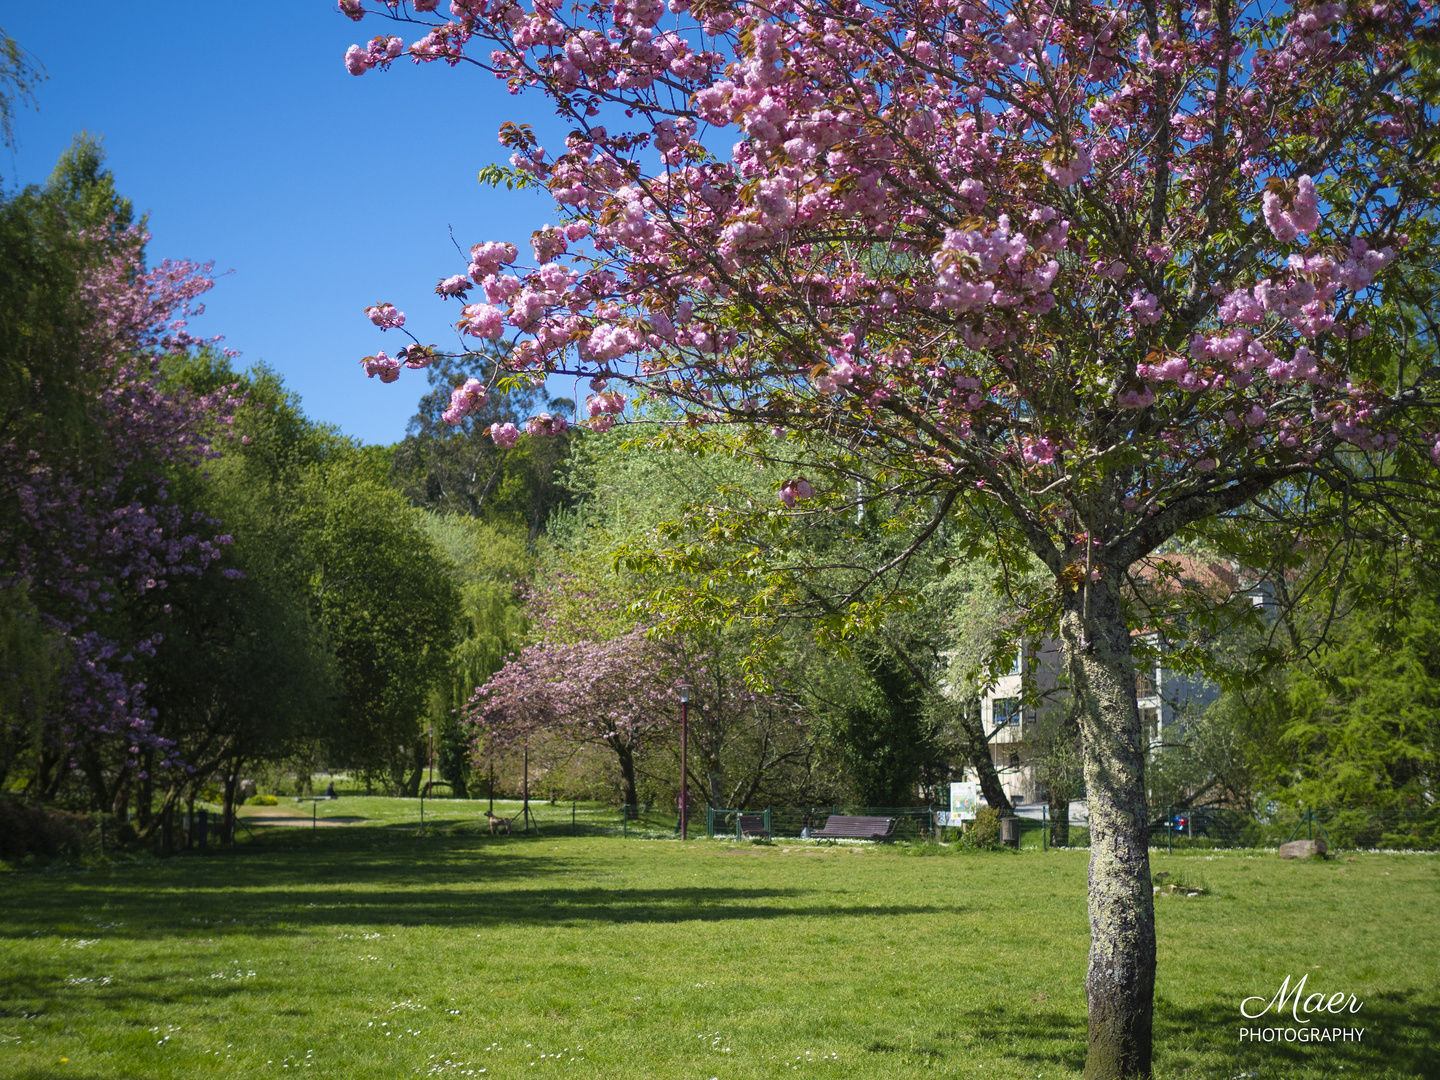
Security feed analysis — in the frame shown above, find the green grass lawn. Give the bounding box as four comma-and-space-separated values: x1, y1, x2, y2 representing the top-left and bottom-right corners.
2, 804, 1437, 1080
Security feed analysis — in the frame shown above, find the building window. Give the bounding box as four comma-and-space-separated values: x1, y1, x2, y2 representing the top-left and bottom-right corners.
994, 697, 1022, 727
1140, 707, 1160, 740
1008, 752, 1021, 771
1006, 652, 1023, 676
1136, 667, 1157, 697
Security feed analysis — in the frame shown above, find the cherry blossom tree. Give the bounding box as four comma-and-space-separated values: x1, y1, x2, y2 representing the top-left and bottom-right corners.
344, 0, 1440, 1073
1, 143, 240, 807
469, 569, 810, 807
469, 626, 674, 807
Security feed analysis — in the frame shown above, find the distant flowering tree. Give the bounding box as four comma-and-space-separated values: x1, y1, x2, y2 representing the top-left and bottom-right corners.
468, 572, 804, 807
1, 201, 239, 803
466, 571, 676, 805
469, 628, 674, 807
344, 0, 1440, 1073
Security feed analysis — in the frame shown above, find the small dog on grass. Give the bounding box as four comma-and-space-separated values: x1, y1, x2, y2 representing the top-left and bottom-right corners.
484, 811, 513, 835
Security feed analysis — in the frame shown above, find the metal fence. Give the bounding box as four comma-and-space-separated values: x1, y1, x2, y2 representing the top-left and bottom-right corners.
224, 796, 1440, 852
1143, 804, 1440, 852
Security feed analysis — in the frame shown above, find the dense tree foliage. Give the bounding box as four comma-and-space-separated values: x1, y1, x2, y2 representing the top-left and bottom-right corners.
391, 348, 577, 543
0, 135, 467, 820
299, 456, 463, 795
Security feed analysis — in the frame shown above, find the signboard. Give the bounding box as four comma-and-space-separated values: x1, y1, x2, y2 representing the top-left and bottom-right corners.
949, 781, 981, 821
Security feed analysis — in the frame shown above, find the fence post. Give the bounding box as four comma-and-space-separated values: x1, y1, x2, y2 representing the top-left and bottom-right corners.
572, 801, 576, 836
1307, 806, 1313, 841
1042, 804, 1047, 851
622, 804, 628, 838
1167, 805, 1172, 855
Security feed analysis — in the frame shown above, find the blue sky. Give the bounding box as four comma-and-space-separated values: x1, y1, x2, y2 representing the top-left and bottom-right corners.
2, 4, 576, 445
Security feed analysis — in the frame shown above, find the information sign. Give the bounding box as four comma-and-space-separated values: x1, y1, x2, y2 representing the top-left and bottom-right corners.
949, 781, 981, 821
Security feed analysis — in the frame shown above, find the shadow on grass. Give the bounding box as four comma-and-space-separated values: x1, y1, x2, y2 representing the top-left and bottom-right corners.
0, 881, 958, 937
1, 966, 256, 1025
1153, 988, 1440, 1080
850, 1004, 1086, 1073
883, 990, 1440, 1079
0, 830, 962, 939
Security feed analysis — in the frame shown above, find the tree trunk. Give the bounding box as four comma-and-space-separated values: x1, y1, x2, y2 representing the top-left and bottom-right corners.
111, 768, 132, 822
701, 737, 725, 808
954, 693, 1014, 814
221, 764, 240, 845
1048, 784, 1071, 847
1060, 577, 1155, 1080
614, 741, 639, 809
136, 752, 154, 835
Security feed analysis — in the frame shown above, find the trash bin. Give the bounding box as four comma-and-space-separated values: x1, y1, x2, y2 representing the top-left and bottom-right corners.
1000, 816, 1021, 848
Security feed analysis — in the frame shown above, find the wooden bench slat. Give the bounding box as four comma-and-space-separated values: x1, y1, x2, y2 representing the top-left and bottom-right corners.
736, 813, 771, 838
810, 815, 898, 840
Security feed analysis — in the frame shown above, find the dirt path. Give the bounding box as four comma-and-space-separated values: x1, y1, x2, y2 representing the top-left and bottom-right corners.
238, 807, 367, 828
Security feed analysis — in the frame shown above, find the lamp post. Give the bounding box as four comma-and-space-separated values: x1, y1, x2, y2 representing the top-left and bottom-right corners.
679, 685, 691, 841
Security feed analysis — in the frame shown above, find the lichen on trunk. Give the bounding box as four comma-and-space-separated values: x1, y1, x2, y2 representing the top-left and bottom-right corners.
1060, 575, 1156, 1080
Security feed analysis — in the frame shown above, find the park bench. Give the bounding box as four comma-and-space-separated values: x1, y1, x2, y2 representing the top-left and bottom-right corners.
734, 812, 772, 840
811, 815, 898, 841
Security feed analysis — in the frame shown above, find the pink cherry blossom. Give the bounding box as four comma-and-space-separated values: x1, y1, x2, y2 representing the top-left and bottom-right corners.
365, 302, 405, 329
778, 478, 814, 507
344, 44, 372, 74
362, 352, 401, 382
489, 421, 521, 448
436, 274, 471, 298
468, 241, 518, 280
460, 303, 505, 340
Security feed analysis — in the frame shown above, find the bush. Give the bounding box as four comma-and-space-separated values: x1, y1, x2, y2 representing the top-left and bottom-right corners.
969, 806, 1002, 850
247, 794, 278, 806
0, 798, 96, 862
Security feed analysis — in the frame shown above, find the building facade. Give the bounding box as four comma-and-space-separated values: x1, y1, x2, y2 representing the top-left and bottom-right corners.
961, 556, 1269, 806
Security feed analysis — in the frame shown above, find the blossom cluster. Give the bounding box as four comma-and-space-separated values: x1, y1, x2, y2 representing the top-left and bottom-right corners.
443, 378, 490, 424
